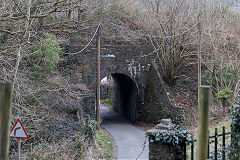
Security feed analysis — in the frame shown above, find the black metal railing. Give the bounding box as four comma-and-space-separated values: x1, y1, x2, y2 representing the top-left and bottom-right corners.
184, 126, 231, 160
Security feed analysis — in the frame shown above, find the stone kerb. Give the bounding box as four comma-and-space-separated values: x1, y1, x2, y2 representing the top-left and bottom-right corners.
147, 119, 176, 160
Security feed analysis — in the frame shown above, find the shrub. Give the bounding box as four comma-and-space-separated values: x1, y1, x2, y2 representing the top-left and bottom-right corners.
202, 70, 211, 86
106, 98, 113, 107
202, 61, 239, 92
28, 33, 61, 81
101, 97, 113, 108
202, 61, 238, 107
26, 135, 85, 159
216, 88, 233, 103
82, 115, 98, 142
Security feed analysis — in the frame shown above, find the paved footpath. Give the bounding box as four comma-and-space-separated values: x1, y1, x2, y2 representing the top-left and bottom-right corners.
101, 104, 149, 160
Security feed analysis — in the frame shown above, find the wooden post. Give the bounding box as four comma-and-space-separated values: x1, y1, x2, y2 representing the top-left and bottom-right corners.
197, 19, 201, 110
0, 82, 13, 160
196, 86, 210, 160
207, 130, 210, 159
96, 26, 101, 130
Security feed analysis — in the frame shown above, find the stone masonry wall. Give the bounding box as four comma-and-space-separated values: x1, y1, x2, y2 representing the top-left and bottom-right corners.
141, 62, 183, 123
149, 142, 176, 160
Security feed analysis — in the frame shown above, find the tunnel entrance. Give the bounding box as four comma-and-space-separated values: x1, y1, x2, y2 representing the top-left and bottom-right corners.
111, 73, 138, 122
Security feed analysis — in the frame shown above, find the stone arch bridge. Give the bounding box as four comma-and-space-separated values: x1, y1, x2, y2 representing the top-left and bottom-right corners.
62, 44, 183, 123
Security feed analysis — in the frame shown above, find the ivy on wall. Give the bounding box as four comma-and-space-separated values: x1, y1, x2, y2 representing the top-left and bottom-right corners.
146, 125, 190, 160
230, 102, 240, 159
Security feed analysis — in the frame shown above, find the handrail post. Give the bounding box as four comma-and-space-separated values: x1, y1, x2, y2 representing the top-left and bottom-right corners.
0, 82, 13, 160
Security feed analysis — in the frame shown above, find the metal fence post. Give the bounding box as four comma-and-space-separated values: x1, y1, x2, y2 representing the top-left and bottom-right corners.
222, 126, 225, 160
184, 141, 187, 160
215, 128, 218, 160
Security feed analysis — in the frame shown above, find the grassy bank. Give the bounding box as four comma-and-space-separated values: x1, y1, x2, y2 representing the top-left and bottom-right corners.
94, 129, 114, 159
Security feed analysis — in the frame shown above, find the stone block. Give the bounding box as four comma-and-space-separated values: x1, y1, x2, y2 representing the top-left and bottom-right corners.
149, 141, 176, 160
147, 119, 177, 160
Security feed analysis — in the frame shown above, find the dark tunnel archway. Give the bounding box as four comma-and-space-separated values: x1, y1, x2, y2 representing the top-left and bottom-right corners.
111, 73, 138, 122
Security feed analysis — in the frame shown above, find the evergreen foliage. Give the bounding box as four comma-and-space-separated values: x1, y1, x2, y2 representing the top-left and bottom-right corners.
216, 88, 233, 108
28, 34, 61, 81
